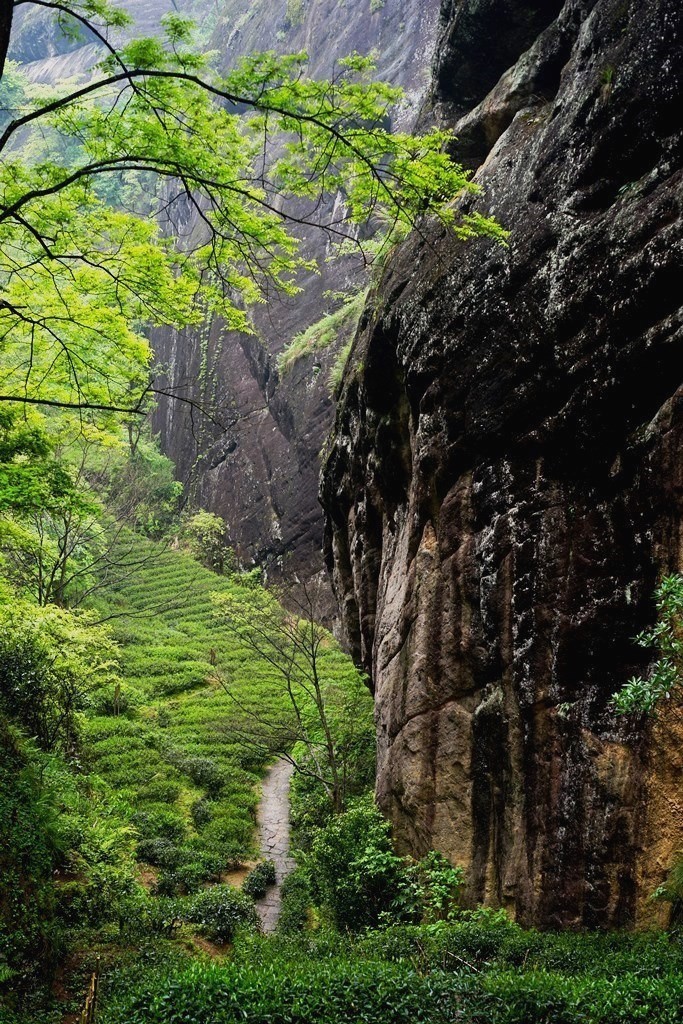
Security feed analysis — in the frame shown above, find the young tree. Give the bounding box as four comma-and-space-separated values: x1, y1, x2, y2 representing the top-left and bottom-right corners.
182, 509, 230, 574
0, 414, 170, 606
0, 0, 505, 427
212, 580, 374, 814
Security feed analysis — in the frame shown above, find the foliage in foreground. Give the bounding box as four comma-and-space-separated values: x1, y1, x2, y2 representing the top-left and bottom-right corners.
0, 715, 141, 999
615, 574, 683, 714
303, 797, 463, 931
0, 5, 505, 425
98, 919, 683, 1024
0, 486, 374, 1009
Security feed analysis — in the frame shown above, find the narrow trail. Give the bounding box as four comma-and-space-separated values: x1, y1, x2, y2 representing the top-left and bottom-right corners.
254, 758, 295, 933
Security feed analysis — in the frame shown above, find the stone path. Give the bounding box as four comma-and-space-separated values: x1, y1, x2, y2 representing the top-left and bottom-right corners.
254, 757, 296, 933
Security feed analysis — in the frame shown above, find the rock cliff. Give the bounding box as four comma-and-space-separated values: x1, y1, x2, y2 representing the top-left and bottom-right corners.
321, 0, 683, 927
150, 0, 441, 583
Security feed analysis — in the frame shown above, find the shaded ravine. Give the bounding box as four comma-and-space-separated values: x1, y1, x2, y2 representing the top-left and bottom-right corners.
254, 758, 295, 933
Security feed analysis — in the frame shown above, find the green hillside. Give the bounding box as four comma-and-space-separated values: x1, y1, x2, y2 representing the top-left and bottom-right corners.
85, 533, 367, 894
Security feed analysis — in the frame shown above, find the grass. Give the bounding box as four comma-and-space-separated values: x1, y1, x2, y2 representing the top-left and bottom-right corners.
327, 336, 355, 396
277, 288, 368, 375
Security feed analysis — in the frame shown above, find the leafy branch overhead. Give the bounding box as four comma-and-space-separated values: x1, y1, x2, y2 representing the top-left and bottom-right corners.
0, 0, 505, 424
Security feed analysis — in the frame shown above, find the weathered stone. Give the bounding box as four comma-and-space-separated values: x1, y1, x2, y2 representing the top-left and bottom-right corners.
321, 0, 683, 927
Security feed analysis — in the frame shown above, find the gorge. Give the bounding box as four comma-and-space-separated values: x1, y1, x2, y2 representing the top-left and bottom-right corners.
2, 3, 683, 1012
125, 0, 683, 929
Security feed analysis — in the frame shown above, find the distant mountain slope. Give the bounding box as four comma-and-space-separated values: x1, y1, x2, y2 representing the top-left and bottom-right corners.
11, 0, 442, 590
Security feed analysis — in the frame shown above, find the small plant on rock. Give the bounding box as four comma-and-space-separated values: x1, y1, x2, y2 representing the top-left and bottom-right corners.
614, 574, 683, 714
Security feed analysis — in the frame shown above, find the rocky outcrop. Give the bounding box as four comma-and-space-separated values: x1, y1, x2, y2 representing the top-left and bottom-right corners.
9, 0, 182, 82
321, 0, 683, 927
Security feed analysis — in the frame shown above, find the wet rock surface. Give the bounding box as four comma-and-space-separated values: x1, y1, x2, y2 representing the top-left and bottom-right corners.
321, 0, 683, 927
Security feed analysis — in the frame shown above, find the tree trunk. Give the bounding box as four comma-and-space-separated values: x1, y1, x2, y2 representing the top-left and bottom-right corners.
0, 0, 14, 82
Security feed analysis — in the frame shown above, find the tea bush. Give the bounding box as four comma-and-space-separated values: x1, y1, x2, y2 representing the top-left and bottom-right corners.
242, 860, 277, 899
98, 929, 683, 1024
184, 885, 258, 944
277, 870, 311, 935
101, 958, 460, 1024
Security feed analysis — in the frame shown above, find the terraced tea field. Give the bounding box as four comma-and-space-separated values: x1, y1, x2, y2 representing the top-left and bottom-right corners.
85, 534, 366, 892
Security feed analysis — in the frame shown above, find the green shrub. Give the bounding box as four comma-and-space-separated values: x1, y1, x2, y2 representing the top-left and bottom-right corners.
473, 968, 683, 1024
277, 869, 311, 935
0, 722, 61, 990
191, 797, 213, 828
165, 750, 225, 795
242, 860, 276, 899
181, 510, 230, 574
290, 765, 337, 851
412, 851, 464, 922
132, 807, 186, 843
0, 603, 117, 753
138, 779, 181, 804
142, 845, 226, 895
284, 0, 306, 30
100, 959, 460, 1024
93, 437, 182, 539
88, 680, 139, 717
94, 913, 683, 1024
185, 885, 258, 944
389, 851, 465, 925
55, 864, 140, 927
156, 864, 205, 896
307, 796, 407, 931
137, 838, 183, 870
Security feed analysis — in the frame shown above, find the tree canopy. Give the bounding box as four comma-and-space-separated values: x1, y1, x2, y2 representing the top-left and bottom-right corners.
0, 0, 505, 430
